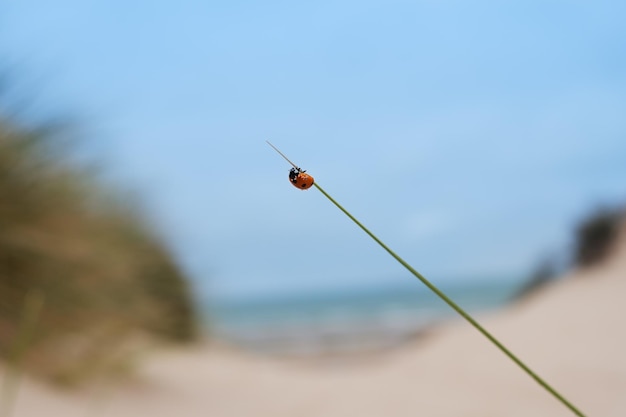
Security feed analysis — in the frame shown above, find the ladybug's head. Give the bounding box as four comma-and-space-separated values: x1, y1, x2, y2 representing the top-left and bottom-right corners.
289, 167, 299, 182
289, 167, 305, 181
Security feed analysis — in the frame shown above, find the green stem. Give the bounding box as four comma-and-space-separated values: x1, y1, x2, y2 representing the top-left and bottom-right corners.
313, 182, 586, 417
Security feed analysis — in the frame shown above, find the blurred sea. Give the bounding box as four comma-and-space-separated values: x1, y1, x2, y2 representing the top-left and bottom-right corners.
206, 279, 523, 356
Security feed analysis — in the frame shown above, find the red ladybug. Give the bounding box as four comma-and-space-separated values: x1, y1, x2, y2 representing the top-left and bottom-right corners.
289, 167, 314, 190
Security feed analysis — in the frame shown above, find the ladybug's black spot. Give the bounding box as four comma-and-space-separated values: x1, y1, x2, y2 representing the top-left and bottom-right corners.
301, 184, 306, 188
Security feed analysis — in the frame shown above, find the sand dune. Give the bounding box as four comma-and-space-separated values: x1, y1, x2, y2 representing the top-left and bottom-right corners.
5, 233, 626, 417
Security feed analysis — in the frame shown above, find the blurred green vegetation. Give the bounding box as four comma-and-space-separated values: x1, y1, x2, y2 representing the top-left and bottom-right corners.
0, 111, 198, 384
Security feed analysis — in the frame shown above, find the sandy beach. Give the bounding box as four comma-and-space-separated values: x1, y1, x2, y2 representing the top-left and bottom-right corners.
5, 232, 626, 417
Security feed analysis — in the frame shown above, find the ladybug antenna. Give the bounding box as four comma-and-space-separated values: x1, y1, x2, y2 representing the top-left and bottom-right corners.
266, 141, 299, 169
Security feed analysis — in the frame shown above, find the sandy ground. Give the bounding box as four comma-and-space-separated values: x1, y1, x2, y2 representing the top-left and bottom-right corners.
5, 236, 626, 417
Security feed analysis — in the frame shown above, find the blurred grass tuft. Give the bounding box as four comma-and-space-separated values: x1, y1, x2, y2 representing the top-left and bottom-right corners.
0, 106, 198, 385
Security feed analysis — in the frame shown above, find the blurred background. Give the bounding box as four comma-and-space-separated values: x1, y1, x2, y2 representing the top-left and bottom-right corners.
1, 0, 626, 382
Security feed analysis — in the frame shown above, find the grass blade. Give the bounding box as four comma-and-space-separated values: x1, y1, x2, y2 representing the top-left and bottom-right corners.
312, 182, 585, 416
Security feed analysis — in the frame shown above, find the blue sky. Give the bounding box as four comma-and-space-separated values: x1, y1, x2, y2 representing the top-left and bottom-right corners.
2, 1, 626, 300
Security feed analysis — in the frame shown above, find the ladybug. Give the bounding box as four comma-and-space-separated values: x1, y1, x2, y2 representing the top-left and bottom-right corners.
289, 167, 314, 190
